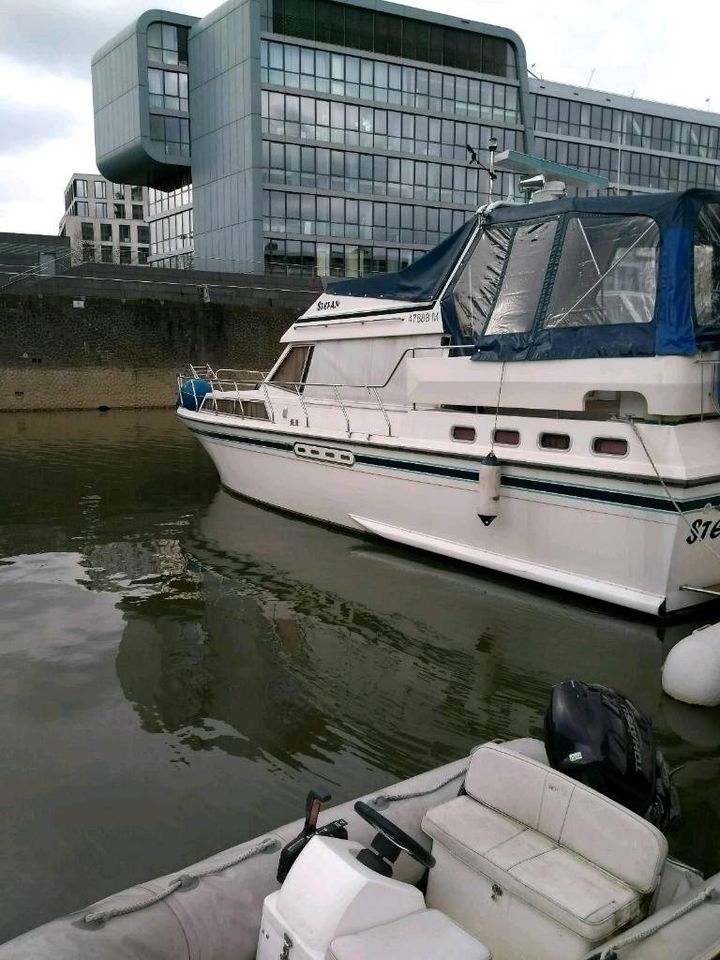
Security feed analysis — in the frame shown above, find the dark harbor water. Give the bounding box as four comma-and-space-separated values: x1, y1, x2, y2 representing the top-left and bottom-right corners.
1, 408, 720, 943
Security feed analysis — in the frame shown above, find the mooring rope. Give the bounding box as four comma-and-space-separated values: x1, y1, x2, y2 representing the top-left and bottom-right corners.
592, 886, 719, 959
623, 417, 720, 566
371, 766, 468, 806
82, 836, 278, 929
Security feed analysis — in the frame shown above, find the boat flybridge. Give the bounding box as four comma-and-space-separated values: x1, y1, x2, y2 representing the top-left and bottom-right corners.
178, 189, 720, 615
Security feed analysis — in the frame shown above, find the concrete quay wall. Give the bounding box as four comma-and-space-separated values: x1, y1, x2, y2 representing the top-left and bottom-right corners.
0, 274, 319, 411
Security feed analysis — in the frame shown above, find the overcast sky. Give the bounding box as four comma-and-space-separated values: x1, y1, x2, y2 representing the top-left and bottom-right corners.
0, 0, 718, 235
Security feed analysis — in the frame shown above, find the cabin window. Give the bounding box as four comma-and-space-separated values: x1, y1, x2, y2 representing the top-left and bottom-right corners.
694, 204, 720, 327
593, 437, 628, 456
539, 432, 570, 451
303, 334, 440, 404
544, 215, 659, 329
493, 428, 519, 446
451, 425, 475, 442
269, 345, 313, 390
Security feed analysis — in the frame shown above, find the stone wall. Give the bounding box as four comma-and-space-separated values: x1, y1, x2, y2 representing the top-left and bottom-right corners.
0, 273, 319, 411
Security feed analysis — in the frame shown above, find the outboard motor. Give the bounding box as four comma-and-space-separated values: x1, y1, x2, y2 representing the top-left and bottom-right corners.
544, 681, 680, 832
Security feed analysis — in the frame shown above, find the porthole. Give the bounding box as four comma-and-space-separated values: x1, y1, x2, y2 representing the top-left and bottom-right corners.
540, 432, 570, 451
452, 425, 476, 442
494, 428, 519, 446
592, 437, 628, 457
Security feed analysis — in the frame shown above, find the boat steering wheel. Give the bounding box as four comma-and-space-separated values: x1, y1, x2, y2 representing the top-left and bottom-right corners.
354, 800, 436, 869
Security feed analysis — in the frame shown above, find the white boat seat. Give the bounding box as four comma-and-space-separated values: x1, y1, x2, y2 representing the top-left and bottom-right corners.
327, 908, 491, 960
422, 743, 668, 960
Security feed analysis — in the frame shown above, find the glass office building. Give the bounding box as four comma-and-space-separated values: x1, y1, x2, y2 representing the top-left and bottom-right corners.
91, 0, 720, 277
531, 79, 720, 196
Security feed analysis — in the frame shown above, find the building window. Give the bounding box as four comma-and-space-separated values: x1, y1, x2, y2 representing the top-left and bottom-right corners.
149, 114, 191, 156
147, 22, 189, 68
119, 247, 132, 264
100, 223, 113, 242
138, 247, 149, 264
74, 200, 89, 216
81, 222, 94, 241
131, 185, 143, 202
73, 177, 88, 198
112, 183, 125, 200
137, 225, 150, 245
119, 224, 131, 243
148, 68, 189, 112
260, 41, 521, 128
271, 1, 517, 79
132, 204, 144, 220
114, 202, 126, 219
81, 243, 96, 262
100, 246, 114, 263
95, 201, 107, 218
260, 87, 520, 161
94, 181, 106, 199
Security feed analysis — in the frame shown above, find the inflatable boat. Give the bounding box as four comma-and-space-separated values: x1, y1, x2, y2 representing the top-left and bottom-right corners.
2, 683, 719, 960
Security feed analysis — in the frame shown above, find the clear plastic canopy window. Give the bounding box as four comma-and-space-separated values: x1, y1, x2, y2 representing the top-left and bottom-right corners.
694, 204, 720, 328
453, 213, 660, 339
544, 215, 659, 329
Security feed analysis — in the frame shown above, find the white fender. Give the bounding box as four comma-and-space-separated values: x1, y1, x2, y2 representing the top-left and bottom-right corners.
662, 622, 720, 707
476, 454, 501, 526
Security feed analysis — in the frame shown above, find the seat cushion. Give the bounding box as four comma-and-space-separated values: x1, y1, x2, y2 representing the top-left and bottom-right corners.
423, 795, 642, 942
327, 908, 490, 960
463, 744, 667, 893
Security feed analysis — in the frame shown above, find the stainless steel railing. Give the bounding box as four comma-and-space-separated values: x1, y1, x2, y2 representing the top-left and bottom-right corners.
178, 343, 465, 435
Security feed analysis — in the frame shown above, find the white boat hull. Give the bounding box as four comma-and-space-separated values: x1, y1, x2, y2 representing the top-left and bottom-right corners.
180, 413, 720, 615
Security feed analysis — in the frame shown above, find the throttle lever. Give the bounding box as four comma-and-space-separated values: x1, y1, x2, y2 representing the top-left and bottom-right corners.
303, 789, 330, 836
277, 788, 337, 883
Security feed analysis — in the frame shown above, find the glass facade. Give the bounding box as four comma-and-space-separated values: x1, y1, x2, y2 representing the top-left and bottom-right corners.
261, 41, 520, 124
271, 0, 517, 80
263, 141, 516, 205
148, 178, 193, 265
264, 238, 420, 276
532, 91, 720, 193
259, 31, 524, 277
147, 22, 191, 159
263, 189, 468, 245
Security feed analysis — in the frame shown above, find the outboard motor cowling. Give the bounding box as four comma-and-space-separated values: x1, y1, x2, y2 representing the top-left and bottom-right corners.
544, 681, 679, 832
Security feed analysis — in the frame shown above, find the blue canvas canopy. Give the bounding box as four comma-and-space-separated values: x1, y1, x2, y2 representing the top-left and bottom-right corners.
322, 189, 720, 361
441, 189, 720, 361
324, 218, 476, 304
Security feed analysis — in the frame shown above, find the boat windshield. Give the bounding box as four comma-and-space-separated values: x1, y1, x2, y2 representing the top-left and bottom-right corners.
694, 203, 720, 328
453, 213, 659, 341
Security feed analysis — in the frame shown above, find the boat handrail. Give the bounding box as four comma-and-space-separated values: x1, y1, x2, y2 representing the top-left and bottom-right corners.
179, 344, 469, 435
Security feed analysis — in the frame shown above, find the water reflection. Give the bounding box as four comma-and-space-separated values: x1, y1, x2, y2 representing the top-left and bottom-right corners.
112, 488, 709, 787
2, 411, 719, 944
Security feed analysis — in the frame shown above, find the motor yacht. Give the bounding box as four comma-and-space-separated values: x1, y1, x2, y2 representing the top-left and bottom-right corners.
178, 189, 720, 615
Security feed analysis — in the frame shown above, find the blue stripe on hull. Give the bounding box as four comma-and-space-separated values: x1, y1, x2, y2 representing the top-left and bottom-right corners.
188, 424, 720, 515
